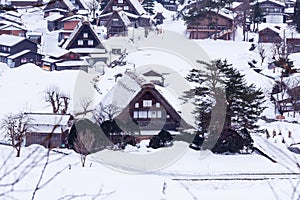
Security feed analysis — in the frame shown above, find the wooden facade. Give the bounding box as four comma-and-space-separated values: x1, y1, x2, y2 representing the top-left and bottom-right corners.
287, 38, 300, 53
117, 83, 189, 131
105, 11, 131, 37
257, 0, 285, 23
62, 19, 107, 56
0, 24, 26, 37
7, 50, 42, 68
187, 11, 234, 40
25, 113, 73, 148
258, 27, 282, 43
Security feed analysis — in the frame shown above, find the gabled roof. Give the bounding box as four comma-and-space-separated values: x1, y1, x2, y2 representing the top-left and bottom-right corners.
105, 10, 131, 27
7, 49, 31, 59
62, 18, 106, 50
0, 34, 26, 46
44, 0, 76, 12
101, 0, 147, 16
143, 70, 163, 77
25, 113, 71, 126
101, 71, 186, 124
259, 26, 281, 34
61, 15, 84, 22
0, 23, 26, 31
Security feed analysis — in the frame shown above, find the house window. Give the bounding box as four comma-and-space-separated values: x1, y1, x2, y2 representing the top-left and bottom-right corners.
156, 102, 160, 108
78, 40, 83, 46
135, 103, 139, 108
149, 111, 157, 118
113, 18, 119, 21
118, 0, 123, 3
88, 40, 94, 46
83, 33, 88, 38
138, 111, 148, 118
133, 111, 138, 118
143, 100, 152, 107
7, 47, 10, 52
112, 6, 118, 10
157, 111, 162, 118
21, 57, 27, 63
124, 6, 129, 10
3, 46, 6, 51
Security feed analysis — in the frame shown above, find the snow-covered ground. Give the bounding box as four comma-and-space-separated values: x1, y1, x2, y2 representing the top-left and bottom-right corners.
0, 4, 300, 200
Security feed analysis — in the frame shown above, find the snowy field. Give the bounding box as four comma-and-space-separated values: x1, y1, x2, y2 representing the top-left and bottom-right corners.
0, 4, 300, 200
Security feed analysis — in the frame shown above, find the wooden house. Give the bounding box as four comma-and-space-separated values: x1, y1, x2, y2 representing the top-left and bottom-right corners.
24, 113, 73, 148
253, 0, 285, 23
7, 50, 42, 68
44, 0, 76, 18
153, 12, 165, 25
287, 38, 300, 53
42, 48, 89, 71
104, 10, 131, 37
258, 26, 282, 43
61, 18, 107, 58
186, 9, 235, 40
9, 0, 42, 7
101, 71, 191, 132
0, 34, 41, 67
0, 23, 26, 37
98, 0, 151, 28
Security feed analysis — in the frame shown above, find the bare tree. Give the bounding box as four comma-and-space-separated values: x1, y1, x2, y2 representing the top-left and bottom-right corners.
80, 97, 93, 117
87, 0, 99, 20
74, 129, 95, 167
257, 43, 266, 66
93, 103, 121, 125
44, 86, 70, 114
1, 112, 32, 157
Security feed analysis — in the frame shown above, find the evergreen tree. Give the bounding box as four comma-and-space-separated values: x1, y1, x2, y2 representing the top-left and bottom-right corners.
100, 0, 109, 10
183, 59, 266, 152
251, 1, 264, 31
294, 0, 300, 33
142, 0, 155, 15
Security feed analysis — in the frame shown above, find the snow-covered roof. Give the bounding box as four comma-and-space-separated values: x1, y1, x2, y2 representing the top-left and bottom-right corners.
101, 71, 184, 118
61, 15, 84, 22
259, 25, 281, 34
0, 23, 26, 31
25, 113, 71, 126
253, 0, 285, 7
0, 34, 25, 46
130, 0, 147, 15
218, 8, 237, 20
45, 13, 64, 22
118, 11, 131, 26
55, 60, 89, 67
48, 48, 70, 58
6, 11, 22, 18
7, 49, 31, 59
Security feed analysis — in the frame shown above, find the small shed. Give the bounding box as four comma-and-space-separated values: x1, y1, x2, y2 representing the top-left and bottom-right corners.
25, 113, 73, 148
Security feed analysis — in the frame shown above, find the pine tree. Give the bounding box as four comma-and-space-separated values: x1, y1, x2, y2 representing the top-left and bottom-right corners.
251, 1, 264, 31
183, 59, 266, 152
294, 0, 300, 32
142, 0, 155, 15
